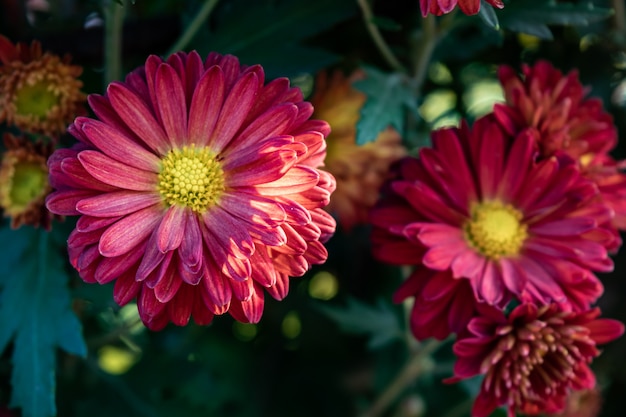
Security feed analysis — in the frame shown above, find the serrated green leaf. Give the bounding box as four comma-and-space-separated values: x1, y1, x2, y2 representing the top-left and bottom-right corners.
477, 0, 500, 30
189, 0, 357, 78
0, 227, 86, 417
316, 297, 403, 349
353, 67, 416, 145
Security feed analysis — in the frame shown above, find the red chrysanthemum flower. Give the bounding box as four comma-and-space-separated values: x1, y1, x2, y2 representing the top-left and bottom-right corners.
45, 51, 337, 330
419, 0, 504, 17
0, 35, 86, 137
309, 70, 406, 231
448, 303, 624, 417
494, 61, 626, 231
370, 116, 614, 312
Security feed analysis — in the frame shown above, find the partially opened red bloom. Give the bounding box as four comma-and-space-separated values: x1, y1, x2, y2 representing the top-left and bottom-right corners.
371, 116, 613, 312
46, 51, 336, 330
419, 0, 503, 17
449, 303, 624, 417
494, 61, 626, 231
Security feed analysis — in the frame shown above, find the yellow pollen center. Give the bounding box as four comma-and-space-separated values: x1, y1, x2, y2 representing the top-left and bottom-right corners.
8, 161, 49, 211
463, 200, 527, 260
157, 145, 225, 213
14, 80, 60, 119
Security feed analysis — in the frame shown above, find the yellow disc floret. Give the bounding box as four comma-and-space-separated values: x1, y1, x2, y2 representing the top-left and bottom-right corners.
463, 200, 528, 260
14, 80, 60, 119
158, 145, 225, 213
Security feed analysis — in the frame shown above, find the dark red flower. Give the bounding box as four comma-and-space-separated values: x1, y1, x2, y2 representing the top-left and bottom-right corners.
371, 116, 612, 312
494, 61, 626, 232
449, 303, 623, 417
419, 0, 504, 17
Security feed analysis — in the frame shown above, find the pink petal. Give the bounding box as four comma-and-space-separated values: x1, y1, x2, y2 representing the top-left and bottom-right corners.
201, 261, 233, 307
154, 64, 188, 148
153, 265, 183, 303
107, 82, 170, 154
187, 66, 225, 146
80, 119, 160, 171
76, 191, 161, 217
98, 205, 163, 257
78, 151, 157, 191
167, 284, 193, 326
113, 271, 142, 305
202, 207, 254, 259
156, 205, 187, 253
253, 165, 320, 195
223, 103, 297, 154
208, 72, 259, 153
46, 189, 95, 216
179, 212, 204, 269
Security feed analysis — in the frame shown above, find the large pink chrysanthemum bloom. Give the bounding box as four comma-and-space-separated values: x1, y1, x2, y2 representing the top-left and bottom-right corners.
494, 61, 626, 231
448, 303, 624, 417
370, 115, 615, 312
419, 0, 503, 17
46, 51, 337, 330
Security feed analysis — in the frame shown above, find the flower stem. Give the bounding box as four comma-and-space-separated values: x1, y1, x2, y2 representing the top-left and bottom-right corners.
357, 0, 406, 73
103, 0, 126, 88
360, 339, 441, 417
168, 0, 221, 55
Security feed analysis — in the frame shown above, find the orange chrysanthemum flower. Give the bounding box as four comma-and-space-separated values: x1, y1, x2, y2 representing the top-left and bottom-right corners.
310, 70, 406, 231
0, 35, 86, 137
0, 133, 58, 229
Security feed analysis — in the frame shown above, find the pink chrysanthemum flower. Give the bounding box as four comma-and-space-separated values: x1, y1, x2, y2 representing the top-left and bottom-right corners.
494, 61, 626, 231
419, 0, 503, 17
448, 303, 624, 417
370, 116, 614, 311
45, 51, 337, 330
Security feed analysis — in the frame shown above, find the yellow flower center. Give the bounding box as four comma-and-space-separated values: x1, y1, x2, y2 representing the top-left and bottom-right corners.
14, 80, 60, 119
157, 145, 225, 213
463, 200, 527, 260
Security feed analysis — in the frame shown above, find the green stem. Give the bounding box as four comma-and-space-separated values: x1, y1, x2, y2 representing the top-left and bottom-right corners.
103, 0, 125, 88
357, 0, 406, 73
360, 339, 441, 417
168, 0, 221, 55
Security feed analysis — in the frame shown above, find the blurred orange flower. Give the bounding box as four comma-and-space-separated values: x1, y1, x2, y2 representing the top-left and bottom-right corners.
0, 35, 86, 137
310, 70, 406, 231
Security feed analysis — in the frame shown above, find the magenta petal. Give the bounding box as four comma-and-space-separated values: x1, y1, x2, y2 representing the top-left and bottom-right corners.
202, 207, 254, 259
254, 166, 320, 195
113, 272, 142, 305
202, 262, 233, 307
155, 64, 188, 148
238, 289, 265, 324
46, 189, 95, 215
78, 151, 157, 191
156, 205, 187, 253
107, 82, 170, 154
208, 72, 259, 153
80, 119, 160, 171
530, 217, 596, 236
76, 191, 161, 217
179, 212, 204, 269
99, 205, 163, 257
187, 66, 225, 146
219, 192, 286, 228
153, 267, 182, 303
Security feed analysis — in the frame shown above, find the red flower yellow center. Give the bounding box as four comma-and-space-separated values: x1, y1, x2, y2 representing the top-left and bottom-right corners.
14, 80, 60, 119
157, 145, 225, 213
464, 200, 528, 259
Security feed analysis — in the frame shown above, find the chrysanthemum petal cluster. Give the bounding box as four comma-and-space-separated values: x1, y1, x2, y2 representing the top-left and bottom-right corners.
310, 70, 405, 231
449, 304, 623, 417
494, 60, 626, 232
419, 0, 504, 17
46, 51, 336, 330
0, 35, 86, 137
371, 60, 624, 416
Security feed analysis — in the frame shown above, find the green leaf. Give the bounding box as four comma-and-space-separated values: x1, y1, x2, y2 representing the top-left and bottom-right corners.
316, 297, 403, 349
353, 67, 416, 146
0, 227, 86, 417
189, 0, 357, 78
370, 16, 402, 31
498, 0, 614, 38
477, 0, 500, 30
